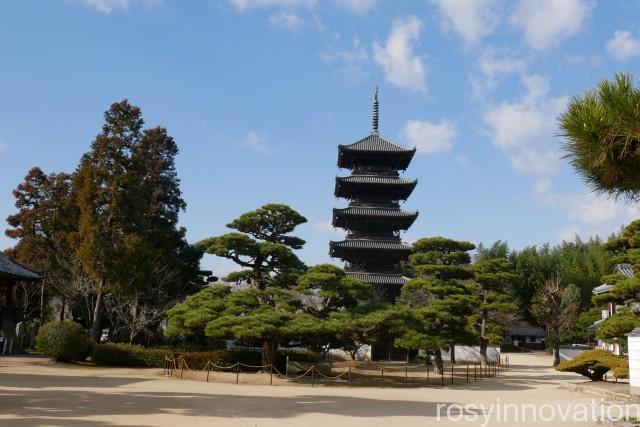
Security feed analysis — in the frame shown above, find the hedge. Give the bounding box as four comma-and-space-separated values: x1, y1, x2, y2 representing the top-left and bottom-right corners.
92, 343, 171, 367
35, 320, 90, 362
91, 343, 322, 370
555, 349, 628, 381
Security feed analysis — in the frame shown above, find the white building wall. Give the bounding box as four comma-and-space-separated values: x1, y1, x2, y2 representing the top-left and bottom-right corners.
629, 335, 640, 395
440, 345, 501, 363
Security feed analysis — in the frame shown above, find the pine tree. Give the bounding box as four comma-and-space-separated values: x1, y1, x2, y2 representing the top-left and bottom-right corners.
395, 237, 477, 372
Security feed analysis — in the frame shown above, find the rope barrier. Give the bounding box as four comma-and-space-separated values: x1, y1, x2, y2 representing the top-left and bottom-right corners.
163, 355, 506, 388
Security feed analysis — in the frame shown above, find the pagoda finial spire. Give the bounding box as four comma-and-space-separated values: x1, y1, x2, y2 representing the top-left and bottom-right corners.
372, 86, 379, 135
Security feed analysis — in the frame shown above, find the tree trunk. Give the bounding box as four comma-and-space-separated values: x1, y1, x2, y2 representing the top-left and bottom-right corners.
552, 346, 560, 366
261, 340, 278, 368
90, 287, 104, 342
39, 281, 45, 324
479, 301, 488, 367
433, 348, 444, 374
449, 342, 456, 365
59, 297, 66, 321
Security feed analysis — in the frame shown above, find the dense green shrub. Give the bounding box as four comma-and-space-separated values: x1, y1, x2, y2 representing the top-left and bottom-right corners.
35, 321, 90, 362
556, 349, 628, 381
92, 343, 171, 367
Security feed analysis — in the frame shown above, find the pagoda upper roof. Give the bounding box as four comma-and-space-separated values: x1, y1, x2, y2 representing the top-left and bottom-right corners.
346, 271, 407, 285
340, 133, 416, 154
338, 133, 416, 170
333, 207, 418, 230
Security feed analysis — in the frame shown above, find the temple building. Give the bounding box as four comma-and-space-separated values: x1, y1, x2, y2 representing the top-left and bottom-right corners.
0, 252, 40, 354
330, 89, 417, 299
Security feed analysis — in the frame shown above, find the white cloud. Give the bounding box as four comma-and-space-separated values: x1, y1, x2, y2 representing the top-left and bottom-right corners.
535, 180, 640, 242
430, 0, 499, 44
373, 17, 426, 92
607, 30, 640, 62
75, 0, 159, 14
241, 131, 271, 155
322, 36, 369, 79
402, 119, 455, 154
483, 74, 567, 176
268, 11, 306, 30
229, 0, 316, 12
510, 0, 593, 50
472, 47, 528, 96
313, 220, 345, 237
332, 0, 375, 14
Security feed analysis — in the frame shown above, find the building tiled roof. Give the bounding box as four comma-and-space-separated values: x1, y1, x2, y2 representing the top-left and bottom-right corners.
507, 326, 546, 337
592, 284, 615, 295
346, 271, 407, 285
330, 239, 412, 251
615, 263, 635, 278
334, 207, 418, 218
340, 134, 415, 153
0, 253, 40, 281
336, 175, 417, 186
333, 207, 418, 230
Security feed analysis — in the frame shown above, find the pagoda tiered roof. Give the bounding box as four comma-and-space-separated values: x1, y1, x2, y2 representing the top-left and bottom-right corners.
335, 175, 417, 200
330, 239, 412, 259
338, 134, 416, 170
332, 207, 418, 230
346, 272, 407, 285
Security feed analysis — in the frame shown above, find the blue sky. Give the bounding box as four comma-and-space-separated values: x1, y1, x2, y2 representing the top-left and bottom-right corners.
2, 0, 640, 276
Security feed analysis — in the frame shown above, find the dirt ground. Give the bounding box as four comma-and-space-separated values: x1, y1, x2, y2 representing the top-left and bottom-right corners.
0, 352, 628, 426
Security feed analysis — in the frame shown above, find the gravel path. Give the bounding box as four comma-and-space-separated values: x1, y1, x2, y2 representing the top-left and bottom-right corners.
0, 352, 621, 426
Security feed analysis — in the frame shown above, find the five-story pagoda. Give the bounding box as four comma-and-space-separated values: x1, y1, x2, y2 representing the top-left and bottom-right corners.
330, 89, 417, 298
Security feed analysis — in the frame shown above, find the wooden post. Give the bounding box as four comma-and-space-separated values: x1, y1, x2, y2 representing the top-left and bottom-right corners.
474, 364, 477, 381
466, 364, 469, 382
404, 367, 408, 387
180, 360, 184, 380
236, 363, 239, 384
311, 367, 315, 388
426, 364, 429, 386
270, 364, 273, 385
450, 364, 454, 385
440, 367, 444, 387
348, 366, 352, 387
285, 356, 289, 378
380, 368, 384, 388
206, 366, 210, 382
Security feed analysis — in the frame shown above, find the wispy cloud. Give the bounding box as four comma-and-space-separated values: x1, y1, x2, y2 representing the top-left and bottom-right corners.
373, 17, 426, 92
402, 119, 455, 154
510, 0, 593, 50
322, 36, 369, 80
73, 0, 160, 14
534, 180, 640, 243
483, 74, 566, 176
332, 0, 376, 14
607, 30, 640, 62
229, 0, 316, 12
268, 11, 306, 31
241, 131, 271, 155
430, 0, 500, 45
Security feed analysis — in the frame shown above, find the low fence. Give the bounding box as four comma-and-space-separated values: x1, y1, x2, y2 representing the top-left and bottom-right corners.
164, 356, 511, 388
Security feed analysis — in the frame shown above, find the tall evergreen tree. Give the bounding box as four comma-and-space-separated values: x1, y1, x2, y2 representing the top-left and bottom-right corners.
193, 204, 308, 365
472, 258, 518, 366
395, 237, 477, 372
